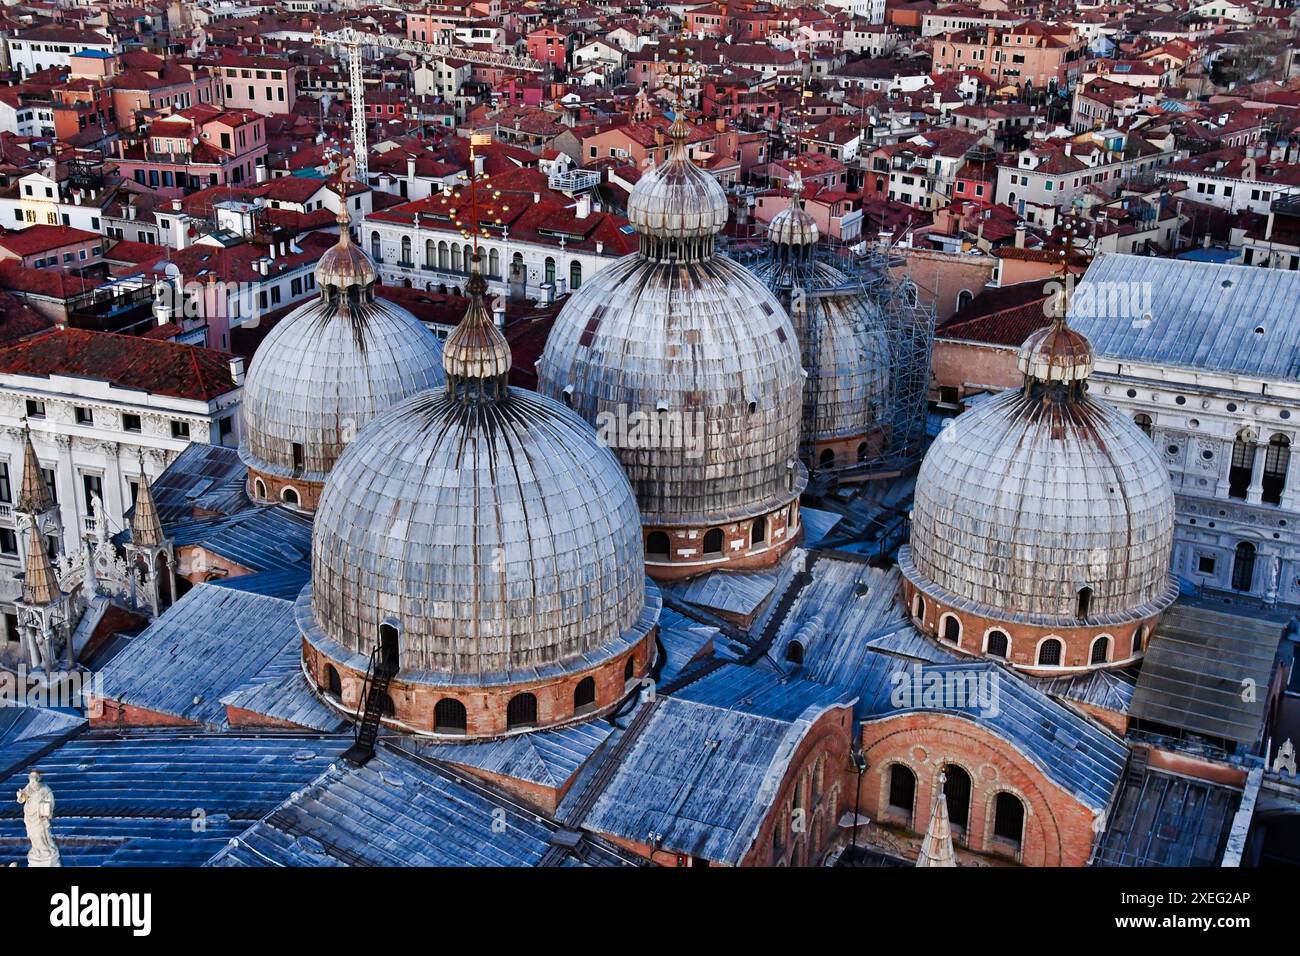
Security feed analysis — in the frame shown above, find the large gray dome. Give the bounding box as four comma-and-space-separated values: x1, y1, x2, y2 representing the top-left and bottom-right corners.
908, 321, 1175, 622
537, 117, 806, 528
240, 270, 445, 483
307, 257, 653, 680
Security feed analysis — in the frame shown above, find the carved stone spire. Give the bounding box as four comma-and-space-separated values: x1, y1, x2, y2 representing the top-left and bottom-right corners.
916, 772, 957, 867
130, 454, 164, 549
21, 523, 61, 606
16, 425, 51, 517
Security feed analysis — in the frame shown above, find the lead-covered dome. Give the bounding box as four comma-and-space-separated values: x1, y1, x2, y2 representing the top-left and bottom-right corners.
749, 172, 890, 470
904, 318, 1175, 624
239, 207, 444, 504
537, 115, 806, 542
303, 255, 657, 700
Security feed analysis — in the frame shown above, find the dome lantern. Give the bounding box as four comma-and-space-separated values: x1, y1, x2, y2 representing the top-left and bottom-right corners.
441, 251, 511, 401
767, 171, 820, 259
314, 168, 378, 297
625, 114, 730, 262
1017, 316, 1095, 386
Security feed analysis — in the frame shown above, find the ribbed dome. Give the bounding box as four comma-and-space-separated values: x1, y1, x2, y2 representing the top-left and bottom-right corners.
907, 322, 1175, 623
306, 255, 653, 679
538, 109, 805, 529
538, 252, 806, 527
626, 117, 729, 241
307, 388, 650, 677
750, 201, 890, 456
239, 249, 445, 483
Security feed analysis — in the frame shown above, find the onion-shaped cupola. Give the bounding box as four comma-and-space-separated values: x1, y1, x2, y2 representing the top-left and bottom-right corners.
537, 113, 807, 581
767, 171, 820, 254
238, 188, 445, 511
302, 251, 660, 738
747, 172, 892, 475
900, 314, 1177, 674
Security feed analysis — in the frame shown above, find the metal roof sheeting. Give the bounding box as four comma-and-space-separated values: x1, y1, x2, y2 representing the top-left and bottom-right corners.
861, 660, 1129, 812
1068, 254, 1300, 380
410, 720, 613, 789
96, 584, 303, 728
142, 441, 248, 525
210, 745, 637, 867
1094, 766, 1240, 866
166, 506, 313, 575
0, 731, 346, 866
582, 694, 834, 865
1129, 603, 1282, 746
0, 705, 84, 780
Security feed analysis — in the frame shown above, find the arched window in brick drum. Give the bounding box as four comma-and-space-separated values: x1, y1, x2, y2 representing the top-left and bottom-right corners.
1134, 626, 1147, 654
986, 630, 1009, 659
506, 693, 537, 729
1090, 635, 1110, 665
646, 531, 670, 557
819, 448, 836, 469
943, 766, 972, 833
887, 764, 916, 827
1077, 585, 1093, 619
1037, 638, 1062, 666
434, 698, 467, 734
574, 677, 596, 713
703, 528, 724, 554
624, 655, 636, 682
325, 665, 342, 698
752, 516, 767, 544
942, 615, 961, 644
993, 792, 1024, 846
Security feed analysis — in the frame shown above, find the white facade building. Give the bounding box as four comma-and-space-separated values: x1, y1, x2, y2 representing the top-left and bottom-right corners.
0, 332, 242, 614
1068, 255, 1300, 611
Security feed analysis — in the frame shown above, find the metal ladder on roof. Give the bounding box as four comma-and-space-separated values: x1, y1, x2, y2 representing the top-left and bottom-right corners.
342, 645, 397, 767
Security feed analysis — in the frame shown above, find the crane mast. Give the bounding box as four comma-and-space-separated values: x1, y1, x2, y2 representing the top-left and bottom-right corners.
313, 26, 544, 184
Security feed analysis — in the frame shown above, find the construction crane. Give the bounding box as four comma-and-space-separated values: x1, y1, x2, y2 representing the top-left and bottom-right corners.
312, 26, 543, 182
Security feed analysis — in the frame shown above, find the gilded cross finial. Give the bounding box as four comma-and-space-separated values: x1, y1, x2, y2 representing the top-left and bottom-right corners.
455, 134, 507, 257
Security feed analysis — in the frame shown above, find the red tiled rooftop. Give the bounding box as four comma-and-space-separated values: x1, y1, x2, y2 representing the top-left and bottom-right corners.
0, 328, 237, 401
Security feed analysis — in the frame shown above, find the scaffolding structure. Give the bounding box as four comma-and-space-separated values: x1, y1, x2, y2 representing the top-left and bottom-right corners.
723, 225, 936, 486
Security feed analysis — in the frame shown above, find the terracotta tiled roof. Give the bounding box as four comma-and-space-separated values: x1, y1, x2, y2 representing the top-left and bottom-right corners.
0, 328, 237, 401
937, 278, 1057, 347
0, 224, 100, 257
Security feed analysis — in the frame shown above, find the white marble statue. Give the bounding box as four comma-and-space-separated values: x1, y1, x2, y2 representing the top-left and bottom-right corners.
16, 770, 60, 867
